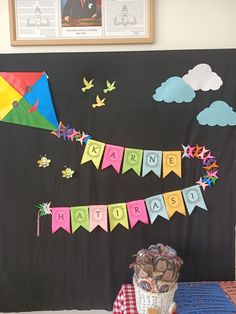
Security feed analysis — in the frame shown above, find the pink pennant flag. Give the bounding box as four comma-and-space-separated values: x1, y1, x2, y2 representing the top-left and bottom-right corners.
51, 207, 71, 234
101, 144, 124, 173
89, 205, 108, 232
126, 200, 149, 228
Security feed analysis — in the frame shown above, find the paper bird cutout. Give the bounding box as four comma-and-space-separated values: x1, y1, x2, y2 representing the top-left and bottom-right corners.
28, 99, 38, 113
103, 80, 116, 93
0, 72, 58, 131
81, 77, 94, 92
92, 95, 106, 108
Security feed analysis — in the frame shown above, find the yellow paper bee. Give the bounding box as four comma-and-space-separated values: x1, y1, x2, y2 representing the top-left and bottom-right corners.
37, 155, 51, 168
62, 167, 75, 179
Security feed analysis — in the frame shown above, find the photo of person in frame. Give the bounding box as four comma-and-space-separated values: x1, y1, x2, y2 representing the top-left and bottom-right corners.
62, 0, 101, 23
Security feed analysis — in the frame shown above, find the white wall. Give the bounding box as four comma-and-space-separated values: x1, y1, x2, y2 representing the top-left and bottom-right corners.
1, 0, 236, 53
0, 0, 235, 313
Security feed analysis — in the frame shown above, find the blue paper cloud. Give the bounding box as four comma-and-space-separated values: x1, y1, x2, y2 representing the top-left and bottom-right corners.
153, 76, 196, 103
197, 100, 236, 126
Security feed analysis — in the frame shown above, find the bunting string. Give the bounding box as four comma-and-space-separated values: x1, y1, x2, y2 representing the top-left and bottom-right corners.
46, 123, 220, 236
36, 183, 210, 236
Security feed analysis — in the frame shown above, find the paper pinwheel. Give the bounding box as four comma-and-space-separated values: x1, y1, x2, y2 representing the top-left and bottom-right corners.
0, 72, 58, 131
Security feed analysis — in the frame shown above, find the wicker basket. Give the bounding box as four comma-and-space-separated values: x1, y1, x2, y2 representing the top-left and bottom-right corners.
133, 279, 177, 314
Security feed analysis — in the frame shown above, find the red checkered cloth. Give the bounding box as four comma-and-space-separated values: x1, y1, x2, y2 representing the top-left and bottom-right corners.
113, 284, 138, 314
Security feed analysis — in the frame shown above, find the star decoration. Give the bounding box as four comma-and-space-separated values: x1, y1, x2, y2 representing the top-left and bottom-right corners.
194, 145, 203, 158
196, 177, 208, 191
202, 158, 216, 166
182, 144, 190, 158
187, 146, 195, 158
198, 146, 210, 160
202, 152, 215, 164
67, 129, 79, 141
83, 134, 92, 144
51, 121, 67, 138
76, 131, 87, 145
206, 170, 219, 179
202, 176, 213, 187
210, 177, 219, 184
203, 161, 219, 171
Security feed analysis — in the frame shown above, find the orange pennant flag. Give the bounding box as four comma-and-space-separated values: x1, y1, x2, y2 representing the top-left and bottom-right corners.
163, 190, 186, 218
163, 151, 182, 178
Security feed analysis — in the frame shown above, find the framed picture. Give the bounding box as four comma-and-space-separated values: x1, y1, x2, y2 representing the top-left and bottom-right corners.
8, 0, 154, 46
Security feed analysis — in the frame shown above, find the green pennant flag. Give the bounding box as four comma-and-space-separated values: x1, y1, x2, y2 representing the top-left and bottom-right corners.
81, 139, 105, 169
70, 206, 89, 233
122, 148, 143, 176
108, 203, 129, 231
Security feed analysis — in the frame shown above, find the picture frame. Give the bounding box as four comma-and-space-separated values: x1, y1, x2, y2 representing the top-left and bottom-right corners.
8, 0, 154, 46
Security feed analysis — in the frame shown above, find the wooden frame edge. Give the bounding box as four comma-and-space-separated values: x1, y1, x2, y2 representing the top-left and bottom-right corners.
8, 0, 154, 46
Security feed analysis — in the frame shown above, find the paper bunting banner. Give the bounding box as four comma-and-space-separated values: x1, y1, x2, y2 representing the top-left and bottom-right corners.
126, 200, 149, 228
145, 194, 169, 223
142, 150, 162, 177
101, 144, 124, 173
51, 207, 71, 234
0, 72, 58, 131
70, 206, 89, 233
35, 144, 219, 236
163, 190, 186, 218
108, 203, 129, 231
89, 205, 108, 232
122, 148, 143, 176
81, 139, 106, 169
163, 151, 182, 178
182, 185, 207, 214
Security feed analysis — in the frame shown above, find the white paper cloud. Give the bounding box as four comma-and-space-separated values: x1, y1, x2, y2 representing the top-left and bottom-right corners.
182, 64, 223, 91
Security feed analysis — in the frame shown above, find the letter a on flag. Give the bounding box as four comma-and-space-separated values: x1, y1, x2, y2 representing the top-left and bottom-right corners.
101, 144, 124, 173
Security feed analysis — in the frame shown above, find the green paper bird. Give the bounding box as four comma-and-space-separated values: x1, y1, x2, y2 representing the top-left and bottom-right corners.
103, 80, 116, 94
81, 77, 94, 92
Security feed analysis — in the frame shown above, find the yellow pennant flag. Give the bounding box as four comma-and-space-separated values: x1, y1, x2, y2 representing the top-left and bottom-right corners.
163, 190, 186, 218
108, 203, 129, 231
163, 151, 182, 178
81, 139, 105, 169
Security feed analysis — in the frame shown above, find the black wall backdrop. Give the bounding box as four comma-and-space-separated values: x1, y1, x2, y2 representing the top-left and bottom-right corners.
0, 50, 235, 311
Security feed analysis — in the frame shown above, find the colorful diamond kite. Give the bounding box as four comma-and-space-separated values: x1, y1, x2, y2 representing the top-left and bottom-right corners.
0, 72, 58, 131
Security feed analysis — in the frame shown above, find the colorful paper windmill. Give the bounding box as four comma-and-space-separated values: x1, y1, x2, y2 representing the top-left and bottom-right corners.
0, 72, 58, 130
